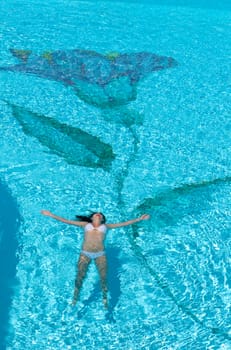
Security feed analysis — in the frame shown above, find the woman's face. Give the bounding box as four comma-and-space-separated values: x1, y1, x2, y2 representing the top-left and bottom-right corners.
92, 213, 103, 221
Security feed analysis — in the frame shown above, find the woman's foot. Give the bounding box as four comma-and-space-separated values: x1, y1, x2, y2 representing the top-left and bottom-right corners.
103, 297, 108, 309
72, 288, 79, 306
102, 291, 108, 309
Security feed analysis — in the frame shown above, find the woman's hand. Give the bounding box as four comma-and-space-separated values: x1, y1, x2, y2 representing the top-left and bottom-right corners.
41, 210, 53, 217
140, 214, 150, 220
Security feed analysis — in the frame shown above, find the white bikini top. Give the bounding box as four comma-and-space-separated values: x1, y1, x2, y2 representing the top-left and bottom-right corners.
84, 223, 107, 234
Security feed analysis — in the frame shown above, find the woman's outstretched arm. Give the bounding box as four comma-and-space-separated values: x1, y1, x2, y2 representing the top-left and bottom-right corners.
107, 214, 150, 229
41, 210, 86, 227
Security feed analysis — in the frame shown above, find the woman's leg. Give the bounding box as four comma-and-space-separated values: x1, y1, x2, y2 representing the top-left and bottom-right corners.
72, 253, 91, 305
95, 255, 108, 308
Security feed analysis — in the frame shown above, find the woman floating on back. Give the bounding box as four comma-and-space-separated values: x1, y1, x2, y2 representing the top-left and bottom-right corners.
41, 210, 150, 308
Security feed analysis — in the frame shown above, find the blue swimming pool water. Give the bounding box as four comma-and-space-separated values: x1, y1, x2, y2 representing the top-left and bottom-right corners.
0, 0, 231, 349
0, 181, 21, 350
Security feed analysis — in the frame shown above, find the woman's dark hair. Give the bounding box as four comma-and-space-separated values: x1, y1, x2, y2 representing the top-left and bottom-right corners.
76, 212, 106, 224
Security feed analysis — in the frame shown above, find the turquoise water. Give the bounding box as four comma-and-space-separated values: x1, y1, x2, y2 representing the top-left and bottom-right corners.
0, 0, 231, 349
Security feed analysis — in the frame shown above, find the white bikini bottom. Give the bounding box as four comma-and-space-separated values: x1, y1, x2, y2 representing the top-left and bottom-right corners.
81, 250, 105, 259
